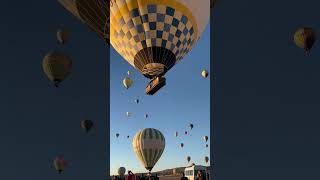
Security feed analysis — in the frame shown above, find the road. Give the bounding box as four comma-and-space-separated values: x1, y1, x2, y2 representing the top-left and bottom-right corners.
159, 175, 181, 180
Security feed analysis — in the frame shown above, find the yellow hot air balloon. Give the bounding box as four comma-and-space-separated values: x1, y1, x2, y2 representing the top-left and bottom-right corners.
202, 70, 209, 78
53, 156, 67, 173
56, 29, 70, 44
132, 128, 165, 172
42, 52, 72, 87
110, 0, 210, 95
294, 27, 316, 54
58, 0, 110, 44
123, 77, 133, 89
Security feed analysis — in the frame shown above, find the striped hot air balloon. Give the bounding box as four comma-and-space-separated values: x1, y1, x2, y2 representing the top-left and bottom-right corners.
110, 0, 210, 95
58, 0, 110, 44
132, 128, 165, 172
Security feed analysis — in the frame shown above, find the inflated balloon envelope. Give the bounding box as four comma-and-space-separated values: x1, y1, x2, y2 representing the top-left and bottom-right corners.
110, 0, 210, 95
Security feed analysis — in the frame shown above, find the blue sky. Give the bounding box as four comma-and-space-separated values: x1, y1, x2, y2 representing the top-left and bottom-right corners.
110, 23, 211, 175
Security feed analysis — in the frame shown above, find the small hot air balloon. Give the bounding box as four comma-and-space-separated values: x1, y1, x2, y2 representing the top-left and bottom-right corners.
53, 156, 67, 174
175, 132, 178, 137
185, 131, 188, 135
42, 52, 72, 87
180, 143, 184, 148
81, 119, 93, 133
127, 135, 130, 138
126, 112, 132, 117
205, 156, 209, 164
116, 133, 119, 138
123, 77, 133, 89
132, 128, 165, 172
187, 156, 191, 163
206, 144, 209, 148
202, 70, 209, 78
56, 30, 70, 44
189, 124, 194, 130
204, 136, 209, 142
145, 114, 148, 119
294, 27, 316, 55
127, 70, 132, 76
134, 98, 139, 104
118, 167, 126, 177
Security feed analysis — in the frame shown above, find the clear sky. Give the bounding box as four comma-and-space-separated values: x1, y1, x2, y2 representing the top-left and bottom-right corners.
110, 24, 211, 175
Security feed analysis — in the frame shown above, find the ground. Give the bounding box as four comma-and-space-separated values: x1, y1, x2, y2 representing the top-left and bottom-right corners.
159, 174, 181, 180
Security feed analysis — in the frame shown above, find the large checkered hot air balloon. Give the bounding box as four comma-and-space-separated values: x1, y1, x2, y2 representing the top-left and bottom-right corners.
110, 0, 210, 95
132, 128, 165, 172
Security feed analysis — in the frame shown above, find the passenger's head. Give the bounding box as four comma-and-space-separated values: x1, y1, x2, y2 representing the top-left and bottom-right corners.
182, 173, 185, 177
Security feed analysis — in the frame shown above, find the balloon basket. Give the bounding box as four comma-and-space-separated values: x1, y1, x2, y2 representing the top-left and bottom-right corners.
145, 77, 166, 95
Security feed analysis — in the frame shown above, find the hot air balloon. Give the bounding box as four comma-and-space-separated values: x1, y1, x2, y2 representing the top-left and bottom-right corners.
204, 156, 209, 164
189, 124, 194, 130
123, 77, 133, 89
116, 133, 119, 138
58, 0, 110, 44
206, 144, 209, 148
134, 98, 140, 104
81, 119, 93, 133
204, 136, 208, 142
127, 135, 130, 138
42, 51, 72, 87
294, 27, 316, 54
187, 156, 191, 163
132, 128, 165, 172
118, 167, 126, 177
180, 143, 184, 148
56, 29, 70, 44
127, 70, 132, 76
53, 156, 67, 174
110, 0, 210, 95
202, 70, 209, 78
175, 131, 178, 137
126, 112, 132, 117
185, 131, 188, 135
145, 114, 149, 119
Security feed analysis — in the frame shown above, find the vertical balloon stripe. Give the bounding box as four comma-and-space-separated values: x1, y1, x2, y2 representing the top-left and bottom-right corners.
154, 129, 159, 140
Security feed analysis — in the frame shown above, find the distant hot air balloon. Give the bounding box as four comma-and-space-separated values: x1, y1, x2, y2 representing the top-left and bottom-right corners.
127, 70, 132, 76
189, 124, 194, 130
118, 167, 126, 176
180, 143, 184, 148
294, 27, 316, 55
205, 156, 209, 164
202, 70, 209, 78
185, 131, 188, 135
53, 156, 67, 174
145, 114, 149, 119
187, 156, 191, 163
126, 112, 132, 117
123, 78, 133, 89
175, 131, 178, 137
81, 120, 93, 133
132, 128, 165, 172
56, 30, 70, 44
204, 136, 209, 142
58, 0, 110, 44
134, 98, 140, 104
42, 51, 72, 87
110, 0, 210, 95
127, 135, 130, 138
116, 133, 119, 138
206, 144, 209, 148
